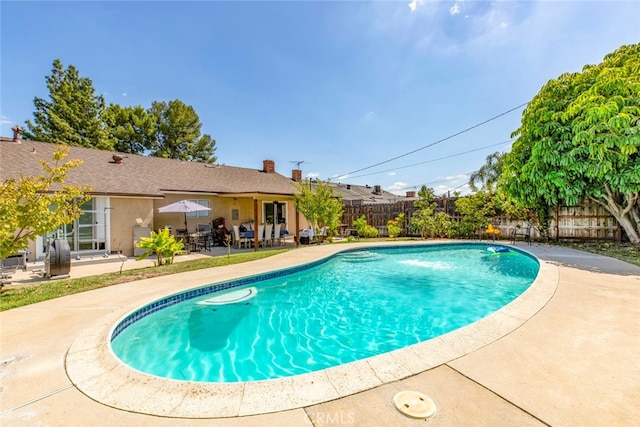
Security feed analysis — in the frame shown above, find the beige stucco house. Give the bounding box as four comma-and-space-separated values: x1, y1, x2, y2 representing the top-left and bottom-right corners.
1, 133, 307, 261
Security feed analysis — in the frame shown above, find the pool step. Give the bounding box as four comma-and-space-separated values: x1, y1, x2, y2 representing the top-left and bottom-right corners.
340, 251, 383, 262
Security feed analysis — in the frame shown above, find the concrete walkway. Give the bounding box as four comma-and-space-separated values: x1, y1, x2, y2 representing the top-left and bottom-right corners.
1, 242, 638, 426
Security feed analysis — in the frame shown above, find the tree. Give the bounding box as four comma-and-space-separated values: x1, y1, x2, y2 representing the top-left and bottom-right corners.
502, 43, 640, 243
409, 185, 438, 238
103, 104, 156, 154
469, 152, 504, 192
0, 146, 91, 258
432, 211, 453, 238
293, 179, 344, 237
455, 192, 497, 239
23, 59, 112, 150
148, 100, 217, 163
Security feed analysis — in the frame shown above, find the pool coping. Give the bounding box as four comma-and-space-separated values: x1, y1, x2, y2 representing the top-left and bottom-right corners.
65, 241, 558, 418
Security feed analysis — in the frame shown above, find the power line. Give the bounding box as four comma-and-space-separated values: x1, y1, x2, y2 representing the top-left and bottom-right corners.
334, 102, 528, 179
345, 139, 512, 180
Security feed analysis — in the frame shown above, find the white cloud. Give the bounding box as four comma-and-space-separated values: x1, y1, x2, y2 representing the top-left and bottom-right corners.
408, 0, 423, 13
450, 3, 461, 15
445, 173, 468, 182
387, 181, 409, 192
387, 171, 396, 176
122, 92, 128, 97
306, 172, 320, 179
433, 182, 470, 196
0, 115, 11, 125
333, 173, 351, 180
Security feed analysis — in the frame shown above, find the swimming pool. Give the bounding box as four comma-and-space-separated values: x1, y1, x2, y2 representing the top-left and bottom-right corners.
111, 243, 539, 382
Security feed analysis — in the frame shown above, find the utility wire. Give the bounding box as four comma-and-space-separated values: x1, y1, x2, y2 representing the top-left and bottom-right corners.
345, 139, 512, 180
334, 102, 528, 179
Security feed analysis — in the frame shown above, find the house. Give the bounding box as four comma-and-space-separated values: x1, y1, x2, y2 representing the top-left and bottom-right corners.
324, 182, 414, 205
1, 130, 305, 261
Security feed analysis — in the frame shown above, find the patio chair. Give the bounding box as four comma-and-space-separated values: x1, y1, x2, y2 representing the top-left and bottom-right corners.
274, 223, 283, 246
264, 223, 273, 247
232, 225, 248, 249
257, 224, 265, 247
511, 223, 532, 245
197, 223, 211, 233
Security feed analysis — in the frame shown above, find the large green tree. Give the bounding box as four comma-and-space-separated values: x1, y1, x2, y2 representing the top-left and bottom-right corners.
294, 179, 344, 237
23, 59, 112, 150
103, 104, 156, 154
0, 146, 91, 258
148, 100, 217, 163
502, 43, 640, 243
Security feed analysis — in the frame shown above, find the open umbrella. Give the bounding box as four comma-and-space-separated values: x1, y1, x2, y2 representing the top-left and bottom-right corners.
158, 200, 211, 231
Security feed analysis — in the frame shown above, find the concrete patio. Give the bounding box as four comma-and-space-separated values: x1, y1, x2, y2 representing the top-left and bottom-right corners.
1, 242, 638, 426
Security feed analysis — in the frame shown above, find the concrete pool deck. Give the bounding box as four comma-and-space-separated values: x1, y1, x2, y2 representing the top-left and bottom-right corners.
1, 241, 639, 426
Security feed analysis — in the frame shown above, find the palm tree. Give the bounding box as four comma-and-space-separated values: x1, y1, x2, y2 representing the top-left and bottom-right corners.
469, 152, 504, 192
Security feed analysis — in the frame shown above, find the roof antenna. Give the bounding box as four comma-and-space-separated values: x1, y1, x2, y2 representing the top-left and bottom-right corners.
289, 160, 306, 169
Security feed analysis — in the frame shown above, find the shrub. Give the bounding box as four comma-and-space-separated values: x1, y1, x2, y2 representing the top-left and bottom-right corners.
135, 227, 185, 266
387, 213, 405, 238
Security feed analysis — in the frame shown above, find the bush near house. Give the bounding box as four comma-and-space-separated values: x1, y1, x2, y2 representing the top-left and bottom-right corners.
135, 227, 185, 266
353, 215, 379, 238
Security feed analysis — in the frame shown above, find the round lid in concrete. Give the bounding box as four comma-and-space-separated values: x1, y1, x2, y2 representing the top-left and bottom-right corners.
392, 390, 436, 419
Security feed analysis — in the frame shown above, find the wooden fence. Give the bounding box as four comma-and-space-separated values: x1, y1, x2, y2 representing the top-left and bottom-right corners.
341, 198, 627, 242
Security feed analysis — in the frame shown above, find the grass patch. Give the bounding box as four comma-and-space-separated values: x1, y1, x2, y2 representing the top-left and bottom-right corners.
1, 249, 289, 311
557, 241, 639, 267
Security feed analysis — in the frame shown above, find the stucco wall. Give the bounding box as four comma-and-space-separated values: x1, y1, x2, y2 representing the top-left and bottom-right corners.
110, 198, 155, 256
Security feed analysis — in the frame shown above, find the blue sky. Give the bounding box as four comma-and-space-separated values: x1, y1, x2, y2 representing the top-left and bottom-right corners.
1, 1, 639, 195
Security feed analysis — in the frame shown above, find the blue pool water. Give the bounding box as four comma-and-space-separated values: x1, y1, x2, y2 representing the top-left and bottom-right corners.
111, 243, 539, 382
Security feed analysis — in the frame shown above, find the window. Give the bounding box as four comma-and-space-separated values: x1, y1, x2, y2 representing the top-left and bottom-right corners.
185, 199, 210, 218
263, 201, 286, 224
39, 197, 109, 256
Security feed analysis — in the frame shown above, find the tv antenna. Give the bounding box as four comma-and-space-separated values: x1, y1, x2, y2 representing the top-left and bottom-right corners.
289, 160, 306, 169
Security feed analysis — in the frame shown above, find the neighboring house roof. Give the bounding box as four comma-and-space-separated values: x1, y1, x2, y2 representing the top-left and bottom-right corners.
316, 181, 415, 205
0, 137, 298, 197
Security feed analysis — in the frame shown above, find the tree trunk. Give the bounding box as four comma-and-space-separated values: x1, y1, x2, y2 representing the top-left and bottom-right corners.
616, 214, 640, 244
594, 195, 640, 244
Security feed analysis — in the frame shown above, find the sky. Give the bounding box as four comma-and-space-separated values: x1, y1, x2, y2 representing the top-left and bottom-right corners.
1, 1, 639, 196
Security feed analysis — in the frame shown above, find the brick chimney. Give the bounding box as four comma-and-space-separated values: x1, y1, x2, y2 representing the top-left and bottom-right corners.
292, 169, 302, 182
406, 191, 416, 198
263, 159, 275, 173
12, 125, 22, 143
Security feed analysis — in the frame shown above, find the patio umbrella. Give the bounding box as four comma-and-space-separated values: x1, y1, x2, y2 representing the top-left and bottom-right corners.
158, 200, 211, 231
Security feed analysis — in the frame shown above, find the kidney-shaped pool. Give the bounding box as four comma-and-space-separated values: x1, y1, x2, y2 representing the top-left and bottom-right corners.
110, 243, 539, 382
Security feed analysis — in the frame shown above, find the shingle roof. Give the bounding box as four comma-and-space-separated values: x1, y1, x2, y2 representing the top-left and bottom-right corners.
0, 138, 298, 197
315, 181, 413, 204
